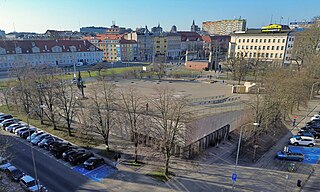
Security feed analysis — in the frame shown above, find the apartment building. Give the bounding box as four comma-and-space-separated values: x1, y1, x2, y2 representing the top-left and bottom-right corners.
228, 28, 290, 64
0, 40, 103, 69
202, 19, 246, 35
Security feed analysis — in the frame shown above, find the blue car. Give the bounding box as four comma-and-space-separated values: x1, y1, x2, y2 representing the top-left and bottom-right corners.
0, 157, 12, 171
276, 151, 304, 161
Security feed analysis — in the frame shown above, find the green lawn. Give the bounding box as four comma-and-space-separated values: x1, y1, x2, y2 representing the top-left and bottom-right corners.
146, 168, 173, 182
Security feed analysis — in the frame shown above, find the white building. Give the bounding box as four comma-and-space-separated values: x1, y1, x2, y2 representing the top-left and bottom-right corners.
0, 40, 103, 69
228, 28, 290, 65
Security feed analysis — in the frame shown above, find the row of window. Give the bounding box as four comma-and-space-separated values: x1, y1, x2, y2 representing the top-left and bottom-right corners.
237, 52, 283, 59
237, 45, 284, 51
238, 38, 285, 43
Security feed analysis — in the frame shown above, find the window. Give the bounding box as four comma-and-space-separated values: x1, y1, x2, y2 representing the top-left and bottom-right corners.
276, 46, 279, 50
237, 45, 240, 49
253, 52, 256, 57
267, 46, 270, 50
246, 46, 248, 50
270, 53, 273, 58
250, 46, 253, 50
247, 39, 249, 43
266, 53, 269, 58
263, 46, 265, 50
261, 53, 264, 57
281, 46, 284, 50
264, 39, 266, 43
249, 52, 252, 57
271, 46, 274, 50
254, 46, 257, 50
243, 39, 245, 43
238, 39, 241, 43
282, 39, 285, 43
242, 46, 244, 49
280, 53, 282, 58
255, 39, 258, 43
278, 39, 280, 43
273, 39, 276, 43
260, 39, 262, 43
268, 39, 271, 43
258, 46, 261, 50
251, 39, 254, 43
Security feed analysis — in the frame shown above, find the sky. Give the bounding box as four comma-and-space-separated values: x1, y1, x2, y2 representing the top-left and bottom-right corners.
0, 0, 319, 33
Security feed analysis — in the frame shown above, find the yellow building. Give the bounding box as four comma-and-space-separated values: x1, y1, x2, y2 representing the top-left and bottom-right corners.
153, 34, 167, 63
202, 19, 246, 35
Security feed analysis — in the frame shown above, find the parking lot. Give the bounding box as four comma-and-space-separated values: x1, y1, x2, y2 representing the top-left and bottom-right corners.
289, 146, 320, 164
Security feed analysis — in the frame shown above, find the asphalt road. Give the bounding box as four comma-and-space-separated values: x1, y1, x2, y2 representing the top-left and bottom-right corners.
0, 133, 105, 192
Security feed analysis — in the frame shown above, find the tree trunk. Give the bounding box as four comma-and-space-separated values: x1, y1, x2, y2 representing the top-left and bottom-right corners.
165, 151, 170, 176
67, 119, 72, 136
134, 141, 138, 163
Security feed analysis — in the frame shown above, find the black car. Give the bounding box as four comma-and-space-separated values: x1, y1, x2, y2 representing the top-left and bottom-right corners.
20, 129, 36, 139
6, 166, 24, 182
83, 157, 105, 170
69, 152, 94, 165
0, 115, 13, 122
50, 142, 72, 158
62, 148, 84, 161
306, 123, 320, 130
44, 140, 60, 150
38, 137, 55, 148
299, 129, 320, 139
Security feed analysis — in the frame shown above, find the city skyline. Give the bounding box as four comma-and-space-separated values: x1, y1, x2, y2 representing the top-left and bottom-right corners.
0, 0, 319, 33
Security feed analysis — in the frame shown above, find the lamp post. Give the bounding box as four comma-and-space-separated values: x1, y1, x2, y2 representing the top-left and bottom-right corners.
232, 122, 259, 191
305, 82, 319, 124
26, 105, 47, 186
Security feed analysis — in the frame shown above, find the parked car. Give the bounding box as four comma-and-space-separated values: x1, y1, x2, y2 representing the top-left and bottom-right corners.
43, 140, 60, 150
16, 127, 36, 136
68, 151, 94, 165
1, 119, 18, 128
62, 148, 84, 161
31, 134, 51, 145
0, 157, 12, 171
296, 131, 315, 138
311, 114, 320, 121
276, 151, 304, 161
83, 157, 105, 170
6, 166, 24, 181
298, 130, 320, 139
20, 129, 37, 139
20, 175, 47, 192
5, 123, 21, 132
14, 127, 29, 135
289, 135, 315, 147
26, 132, 44, 142
0, 115, 13, 122
50, 142, 72, 158
38, 137, 55, 148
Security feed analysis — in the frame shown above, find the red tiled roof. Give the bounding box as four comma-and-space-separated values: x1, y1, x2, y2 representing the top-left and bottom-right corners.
0, 40, 101, 54
201, 35, 212, 43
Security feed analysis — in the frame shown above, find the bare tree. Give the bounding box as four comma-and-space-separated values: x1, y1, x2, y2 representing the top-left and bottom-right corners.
226, 53, 251, 84
56, 81, 79, 136
119, 87, 144, 163
148, 86, 190, 176
88, 81, 117, 151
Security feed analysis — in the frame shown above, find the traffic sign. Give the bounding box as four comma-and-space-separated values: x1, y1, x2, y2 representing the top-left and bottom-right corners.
232, 173, 237, 181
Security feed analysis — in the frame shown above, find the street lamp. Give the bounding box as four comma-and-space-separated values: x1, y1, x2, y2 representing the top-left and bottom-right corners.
232, 122, 259, 191
26, 104, 47, 186
305, 82, 319, 124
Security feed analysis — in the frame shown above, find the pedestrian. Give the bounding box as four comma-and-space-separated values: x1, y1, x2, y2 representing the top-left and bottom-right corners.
292, 118, 296, 127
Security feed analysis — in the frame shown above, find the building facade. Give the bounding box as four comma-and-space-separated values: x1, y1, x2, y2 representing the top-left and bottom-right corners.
166, 33, 181, 61
228, 29, 289, 64
119, 39, 138, 61
125, 27, 154, 62
80, 26, 108, 34
202, 19, 247, 35
0, 40, 103, 69
178, 31, 203, 60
